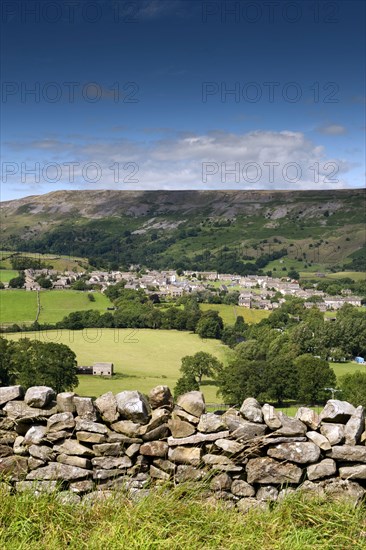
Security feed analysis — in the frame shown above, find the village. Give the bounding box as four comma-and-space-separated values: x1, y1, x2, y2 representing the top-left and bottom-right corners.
16, 267, 364, 312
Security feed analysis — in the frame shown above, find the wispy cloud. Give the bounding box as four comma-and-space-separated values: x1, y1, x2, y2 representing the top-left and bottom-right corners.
317, 124, 347, 136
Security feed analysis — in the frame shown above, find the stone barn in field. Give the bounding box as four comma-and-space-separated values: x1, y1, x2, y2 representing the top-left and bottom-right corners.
92, 362, 114, 377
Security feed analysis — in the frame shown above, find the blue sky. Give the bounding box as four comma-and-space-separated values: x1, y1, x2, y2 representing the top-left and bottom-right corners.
1, 0, 365, 200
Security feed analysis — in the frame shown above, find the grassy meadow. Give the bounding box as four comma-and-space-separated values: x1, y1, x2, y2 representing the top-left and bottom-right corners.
0, 269, 18, 283
0, 290, 112, 325
331, 360, 365, 378
0, 484, 364, 550
37, 291, 112, 324
200, 303, 270, 325
6, 329, 233, 402
0, 290, 38, 324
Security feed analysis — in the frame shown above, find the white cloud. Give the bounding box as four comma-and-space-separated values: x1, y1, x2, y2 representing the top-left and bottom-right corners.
2, 130, 353, 192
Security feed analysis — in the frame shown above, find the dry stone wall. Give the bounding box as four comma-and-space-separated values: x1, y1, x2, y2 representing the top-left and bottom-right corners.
0, 385, 365, 509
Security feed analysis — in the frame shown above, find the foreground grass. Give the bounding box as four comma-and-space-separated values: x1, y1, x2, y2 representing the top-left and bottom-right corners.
0, 485, 364, 549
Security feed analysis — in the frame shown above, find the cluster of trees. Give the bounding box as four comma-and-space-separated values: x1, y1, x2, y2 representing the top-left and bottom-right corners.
55, 290, 225, 340
174, 352, 223, 399
10, 256, 48, 270
214, 301, 366, 405
217, 353, 336, 406
339, 371, 366, 408
0, 338, 78, 393
35, 275, 53, 289
8, 272, 25, 288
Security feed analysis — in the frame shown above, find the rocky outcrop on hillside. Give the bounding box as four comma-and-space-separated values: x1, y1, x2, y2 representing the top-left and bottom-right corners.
0, 386, 365, 509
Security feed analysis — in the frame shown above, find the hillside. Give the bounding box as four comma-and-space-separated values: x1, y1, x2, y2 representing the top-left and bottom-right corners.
1, 189, 365, 274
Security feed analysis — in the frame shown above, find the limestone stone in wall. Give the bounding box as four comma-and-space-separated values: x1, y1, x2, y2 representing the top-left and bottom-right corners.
267, 442, 321, 464
94, 392, 118, 423
168, 446, 201, 465
140, 441, 168, 457
256, 486, 279, 501
274, 413, 307, 436
306, 431, 331, 451
47, 412, 75, 432
0, 455, 28, 480
23, 426, 47, 446
110, 420, 141, 437
319, 400, 356, 423
339, 465, 366, 480
307, 459, 337, 481
240, 398, 263, 424
169, 416, 196, 438
175, 464, 203, 482
24, 386, 55, 408
230, 422, 267, 441
261, 404, 282, 429
231, 480, 255, 497
56, 392, 76, 413
141, 423, 169, 442
320, 423, 345, 445
344, 406, 365, 445
295, 407, 320, 430
247, 457, 303, 484
327, 445, 366, 462
177, 391, 205, 417
148, 385, 173, 410
76, 432, 106, 444
27, 462, 91, 481
74, 397, 97, 421
197, 413, 226, 433
115, 391, 151, 424
167, 430, 230, 446
0, 386, 23, 406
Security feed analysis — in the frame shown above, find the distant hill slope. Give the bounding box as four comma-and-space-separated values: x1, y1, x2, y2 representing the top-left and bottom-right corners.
1, 189, 365, 274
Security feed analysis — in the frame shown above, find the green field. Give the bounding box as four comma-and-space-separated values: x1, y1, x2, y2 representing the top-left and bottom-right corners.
6, 329, 233, 402
0, 269, 18, 283
200, 303, 270, 325
331, 360, 365, 378
327, 271, 366, 281
0, 290, 38, 324
38, 291, 112, 324
0, 290, 112, 325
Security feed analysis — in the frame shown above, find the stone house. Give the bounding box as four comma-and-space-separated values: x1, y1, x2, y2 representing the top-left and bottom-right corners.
238, 293, 252, 307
